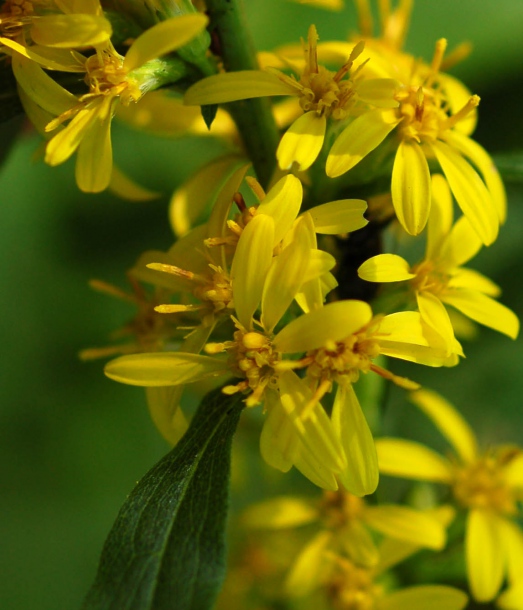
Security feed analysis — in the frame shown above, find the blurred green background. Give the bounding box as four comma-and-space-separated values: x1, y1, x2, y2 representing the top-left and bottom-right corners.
1, 1, 522, 608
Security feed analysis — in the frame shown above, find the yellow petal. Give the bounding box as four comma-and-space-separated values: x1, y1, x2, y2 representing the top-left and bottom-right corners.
273, 300, 373, 353
109, 165, 161, 201
357, 78, 400, 108
342, 521, 379, 567
231, 213, 275, 330
75, 97, 114, 193
0, 37, 85, 71
30, 14, 112, 48
391, 140, 431, 235
378, 585, 468, 610
358, 253, 415, 283
441, 289, 519, 339
364, 505, 446, 550
261, 219, 311, 332
504, 453, 523, 489
104, 352, 228, 386
497, 583, 523, 610
466, 509, 505, 602
498, 517, 523, 584
417, 292, 456, 354
257, 174, 303, 245
285, 531, 333, 598
124, 13, 208, 72
326, 109, 399, 178
309, 198, 368, 234
45, 106, 98, 166
278, 370, 346, 473
259, 392, 294, 473
277, 112, 326, 171
445, 130, 506, 224
170, 155, 246, 237
146, 386, 188, 446
438, 215, 482, 269
447, 268, 500, 297
440, 72, 477, 136
409, 389, 477, 463
332, 383, 378, 497
184, 70, 295, 105
12, 53, 78, 116
242, 497, 319, 529
431, 140, 499, 246
426, 173, 453, 261
303, 249, 336, 283
376, 438, 453, 482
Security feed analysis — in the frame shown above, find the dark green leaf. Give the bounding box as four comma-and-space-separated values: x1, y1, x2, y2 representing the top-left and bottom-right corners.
493, 152, 523, 184
0, 63, 23, 123
201, 104, 218, 130
83, 386, 244, 610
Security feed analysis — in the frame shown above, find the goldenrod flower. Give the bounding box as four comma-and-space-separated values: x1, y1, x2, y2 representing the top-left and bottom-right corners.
376, 389, 523, 603
242, 489, 450, 596
322, 0, 503, 244
358, 174, 519, 351
185, 24, 399, 172
14, 10, 208, 192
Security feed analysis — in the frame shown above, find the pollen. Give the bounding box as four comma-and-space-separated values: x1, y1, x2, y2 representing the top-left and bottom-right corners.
84, 48, 141, 105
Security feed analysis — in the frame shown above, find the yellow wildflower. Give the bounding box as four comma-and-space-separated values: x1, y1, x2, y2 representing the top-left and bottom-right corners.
242, 489, 449, 596
322, 0, 503, 244
14, 10, 208, 192
376, 388, 523, 603
184, 24, 399, 172
358, 174, 519, 351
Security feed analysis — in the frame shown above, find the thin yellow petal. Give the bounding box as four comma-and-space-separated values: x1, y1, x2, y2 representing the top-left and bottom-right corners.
0, 37, 85, 71
45, 106, 98, 166
124, 14, 208, 72
364, 505, 446, 550
357, 78, 400, 108
392, 139, 431, 235
273, 300, 373, 353
431, 140, 498, 246
438, 216, 482, 269
257, 174, 303, 245
277, 112, 326, 171
447, 268, 500, 297
309, 198, 368, 234
303, 249, 336, 283
378, 586, 468, 610
184, 70, 295, 105
497, 583, 523, 610
409, 388, 477, 463
75, 97, 114, 193
342, 521, 379, 567
358, 253, 414, 283
326, 109, 399, 178
285, 531, 333, 598
30, 14, 112, 48
426, 173, 453, 261
259, 392, 294, 473
466, 509, 505, 602
231, 214, 275, 330
376, 438, 453, 483
417, 291, 456, 354
242, 497, 319, 529
333, 383, 378, 497
498, 516, 523, 584
441, 289, 519, 339
104, 352, 228, 386
146, 386, 187, 446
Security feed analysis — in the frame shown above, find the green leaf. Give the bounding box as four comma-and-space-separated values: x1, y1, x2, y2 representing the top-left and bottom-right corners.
201, 104, 218, 130
83, 386, 244, 610
493, 152, 523, 184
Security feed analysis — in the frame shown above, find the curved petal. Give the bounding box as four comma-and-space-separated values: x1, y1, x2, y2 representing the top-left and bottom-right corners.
409, 389, 477, 464
184, 70, 295, 105
416, 291, 456, 354
259, 392, 294, 473
146, 386, 187, 446
504, 453, 523, 489
231, 214, 275, 329
124, 13, 209, 72
364, 505, 446, 550
498, 517, 523, 584
447, 268, 500, 297
257, 174, 303, 245
273, 300, 373, 353
104, 352, 229, 386
342, 521, 379, 567
438, 215, 482, 269
392, 140, 431, 235
441, 289, 520, 339
431, 140, 498, 246
285, 531, 333, 597
277, 112, 326, 171
30, 14, 112, 48
242, 496, 318, 529
358, 253, 414, 283
357, 78, 400, 108
332, 383, 378, 497
45, 106, 98, 166
426, 173, 453, 261
378, 585, 468, 610
466, 509, 505, 602
376, 438, 453, 483
497, 583, 523, 610
309, 198, 368, 234
0, 37, 86, 71
326, 109, 400, 177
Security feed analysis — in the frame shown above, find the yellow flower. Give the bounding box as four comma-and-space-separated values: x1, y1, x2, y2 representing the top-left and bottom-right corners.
323, 0, 503, 244
13, 10, 208, 192
358, 174, 520, 351
287, 0, 344, 10
376, 388, 523, 603
242, 489, 450, 596
185, 24, 399, 172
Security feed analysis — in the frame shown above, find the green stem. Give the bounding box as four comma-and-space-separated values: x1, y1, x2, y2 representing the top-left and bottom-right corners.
205, 0, 280, 189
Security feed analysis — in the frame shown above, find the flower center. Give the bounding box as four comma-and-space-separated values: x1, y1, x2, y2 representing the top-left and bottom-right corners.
410, 260, 449, 296
1, 0, 34, 36
327, 559, 380, 610
299, 65, 358, 119
321, 490, 365, 529
453, 454, 518, 515
83, 48, 142, 105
